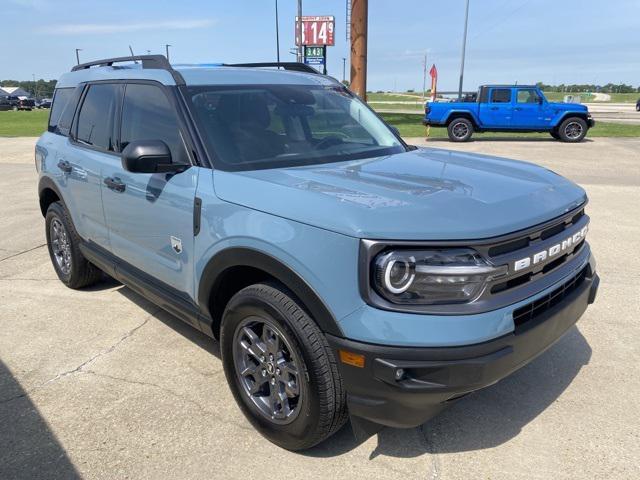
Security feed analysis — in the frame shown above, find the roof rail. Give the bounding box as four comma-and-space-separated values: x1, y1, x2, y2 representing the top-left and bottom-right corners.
225, 62, 320, 74
71, 54, 170, 71
70, 55, 185, 85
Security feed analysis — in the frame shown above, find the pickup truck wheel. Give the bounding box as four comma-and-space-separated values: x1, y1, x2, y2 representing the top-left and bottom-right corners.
45, 201, 103, 289
447, 118, 474, 142
558, 117, 588, 142
221, 282, 347, 451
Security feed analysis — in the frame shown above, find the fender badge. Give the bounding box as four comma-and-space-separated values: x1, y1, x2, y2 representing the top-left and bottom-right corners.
170, 236, 183, 254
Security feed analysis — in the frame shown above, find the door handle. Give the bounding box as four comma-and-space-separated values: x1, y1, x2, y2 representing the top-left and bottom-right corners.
490, 106, 499, 110
514, 107, 523, 111
104, 177, 126, 193
57, 160, 73, 173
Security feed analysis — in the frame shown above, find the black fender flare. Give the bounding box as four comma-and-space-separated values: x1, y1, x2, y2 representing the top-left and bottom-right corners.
197, 247, 344, 337
38, 176, 66, 216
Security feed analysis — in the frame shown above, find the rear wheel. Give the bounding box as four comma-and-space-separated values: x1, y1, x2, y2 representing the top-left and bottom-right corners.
221, 282, 347, 451
45, 201, 102, 289
558, 117, 588, 142
447, 118, 474, 142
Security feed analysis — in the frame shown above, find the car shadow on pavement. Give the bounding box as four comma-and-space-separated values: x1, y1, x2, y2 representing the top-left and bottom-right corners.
306, 326, 591, 459
116, 286, 221, 358
0, 360, 81, 479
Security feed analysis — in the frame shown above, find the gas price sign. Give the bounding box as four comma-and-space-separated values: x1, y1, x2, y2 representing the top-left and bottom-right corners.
295, 16, 335, 46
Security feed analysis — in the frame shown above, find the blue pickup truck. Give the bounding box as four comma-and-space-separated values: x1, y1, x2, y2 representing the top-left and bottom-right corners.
424, 85, 595, 142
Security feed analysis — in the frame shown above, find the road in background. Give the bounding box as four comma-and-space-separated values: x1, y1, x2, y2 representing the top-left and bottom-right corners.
1, 137, 639, 479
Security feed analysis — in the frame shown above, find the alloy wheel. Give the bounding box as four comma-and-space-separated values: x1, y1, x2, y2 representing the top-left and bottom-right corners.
564, 121, 583, 140
452, 122, 469, 139
50, 217, 72, 275
232, 317, 303, 425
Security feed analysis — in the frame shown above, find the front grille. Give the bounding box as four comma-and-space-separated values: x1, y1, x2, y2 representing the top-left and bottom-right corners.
512, 266, 588, 328
487, 208, 584, 258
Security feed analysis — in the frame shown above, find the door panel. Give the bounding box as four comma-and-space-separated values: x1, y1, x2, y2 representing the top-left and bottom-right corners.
58, 83, 121, 248
479, 88, 513, 127
512, 89, 548, 128
101, 82, 198, 297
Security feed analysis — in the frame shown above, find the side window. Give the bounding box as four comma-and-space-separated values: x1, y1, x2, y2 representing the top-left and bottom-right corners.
490, 89, 512, 103
120, 84, 186, 163
517, 89, 540, 104
48, 88, 74, 133
75, 84, 118, 150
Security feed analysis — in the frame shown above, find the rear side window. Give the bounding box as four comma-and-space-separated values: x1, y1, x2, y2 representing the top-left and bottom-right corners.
490, 89, 512, 103
120, 83, 186, 163
75, 84, 119, 151
48, 88, 74, 133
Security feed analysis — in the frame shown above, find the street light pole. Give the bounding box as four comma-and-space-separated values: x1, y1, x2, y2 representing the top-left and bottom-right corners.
297, 0, 302, 63
75, 48, 82, 65
342, 57, 346, 83
275, 0, 281, 62
457, 0, 469, 100
164, 44, 172, 62
32, 73, 37, 99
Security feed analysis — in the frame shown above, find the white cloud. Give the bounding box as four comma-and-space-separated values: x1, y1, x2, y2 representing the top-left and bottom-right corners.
44, 19, 216, 35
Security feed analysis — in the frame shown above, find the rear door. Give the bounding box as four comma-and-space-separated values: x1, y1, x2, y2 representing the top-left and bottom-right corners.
479, 88, 513, 127
57, 83, 120, 248
511, 88, 547, 128
101, 82, 199, 298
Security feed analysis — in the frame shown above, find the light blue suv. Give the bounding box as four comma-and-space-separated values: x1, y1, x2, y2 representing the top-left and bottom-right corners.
36, 55, 599, 450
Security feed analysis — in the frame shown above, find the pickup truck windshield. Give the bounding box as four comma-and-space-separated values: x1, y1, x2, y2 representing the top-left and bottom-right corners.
187, 84, 405, 171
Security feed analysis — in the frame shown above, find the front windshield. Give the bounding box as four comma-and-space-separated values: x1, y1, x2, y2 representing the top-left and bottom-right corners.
187, 84, 405, 171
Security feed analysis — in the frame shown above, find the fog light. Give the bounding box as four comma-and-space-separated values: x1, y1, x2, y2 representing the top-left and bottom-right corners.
395, 368, 405, 380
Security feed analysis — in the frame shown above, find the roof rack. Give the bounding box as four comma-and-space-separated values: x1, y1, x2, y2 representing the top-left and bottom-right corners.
225, 62, 320, 74
71, 54, 170, 71
70, 54, 185, 85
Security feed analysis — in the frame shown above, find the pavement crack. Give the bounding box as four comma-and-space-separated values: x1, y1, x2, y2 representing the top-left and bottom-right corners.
6, 312, 156, 401
0, 243, 46, 263
419, 424, 442, 480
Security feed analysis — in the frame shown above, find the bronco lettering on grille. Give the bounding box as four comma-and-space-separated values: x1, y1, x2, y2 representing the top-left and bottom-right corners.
513, 225, 588, 272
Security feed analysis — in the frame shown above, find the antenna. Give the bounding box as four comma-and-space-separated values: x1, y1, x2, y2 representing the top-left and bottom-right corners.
128, 45, 139, 64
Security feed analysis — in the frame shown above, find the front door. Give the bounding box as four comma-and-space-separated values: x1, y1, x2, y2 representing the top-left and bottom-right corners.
512, 88, 547, 128
479, 88, 513, 128
101, 82, 198, 298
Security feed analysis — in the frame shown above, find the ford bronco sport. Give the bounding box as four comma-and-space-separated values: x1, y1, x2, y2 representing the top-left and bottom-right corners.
36, 56, 599, 451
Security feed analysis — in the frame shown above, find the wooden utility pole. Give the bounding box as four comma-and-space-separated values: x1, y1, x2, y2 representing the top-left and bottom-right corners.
350, 0, 368, 100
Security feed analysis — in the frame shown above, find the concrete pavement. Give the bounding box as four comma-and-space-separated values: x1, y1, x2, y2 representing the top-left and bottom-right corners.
1, 137, 639, 479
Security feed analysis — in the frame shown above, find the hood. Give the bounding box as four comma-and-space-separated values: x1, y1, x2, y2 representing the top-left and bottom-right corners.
213, 148, 587, 240
547, 101, 588, 112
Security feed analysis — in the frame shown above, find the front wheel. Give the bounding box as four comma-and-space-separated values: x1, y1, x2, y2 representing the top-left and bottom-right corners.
558, 117, 588, 142
220, 282, 347, 451
447, 118, 474, 142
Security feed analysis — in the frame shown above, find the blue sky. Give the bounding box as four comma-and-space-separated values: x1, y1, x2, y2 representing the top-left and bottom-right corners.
2, 0, 639, 91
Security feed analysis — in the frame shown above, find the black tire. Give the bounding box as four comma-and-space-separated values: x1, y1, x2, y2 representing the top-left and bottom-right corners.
45, 201, 102, 289
550, 129, 561, 140
636, 104, 640, 112
220, 282, 347, 451
447, 117, 474, 142
557, 117, 588, 142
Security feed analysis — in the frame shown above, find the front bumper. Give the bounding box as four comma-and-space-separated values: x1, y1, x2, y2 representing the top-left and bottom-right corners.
328, 269, 599, 429
587, 117, 595, 128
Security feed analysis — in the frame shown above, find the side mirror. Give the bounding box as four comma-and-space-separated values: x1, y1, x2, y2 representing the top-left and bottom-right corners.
121, 140, 183, 174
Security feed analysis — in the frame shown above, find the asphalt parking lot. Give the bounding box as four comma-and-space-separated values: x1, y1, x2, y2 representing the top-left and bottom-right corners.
1, 136, 639, 479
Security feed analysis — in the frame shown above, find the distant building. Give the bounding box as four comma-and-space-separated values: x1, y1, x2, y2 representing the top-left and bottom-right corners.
0, 86, 31, 98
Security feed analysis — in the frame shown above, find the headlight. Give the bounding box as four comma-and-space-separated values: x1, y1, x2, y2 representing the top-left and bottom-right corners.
373, 248, 506, 305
